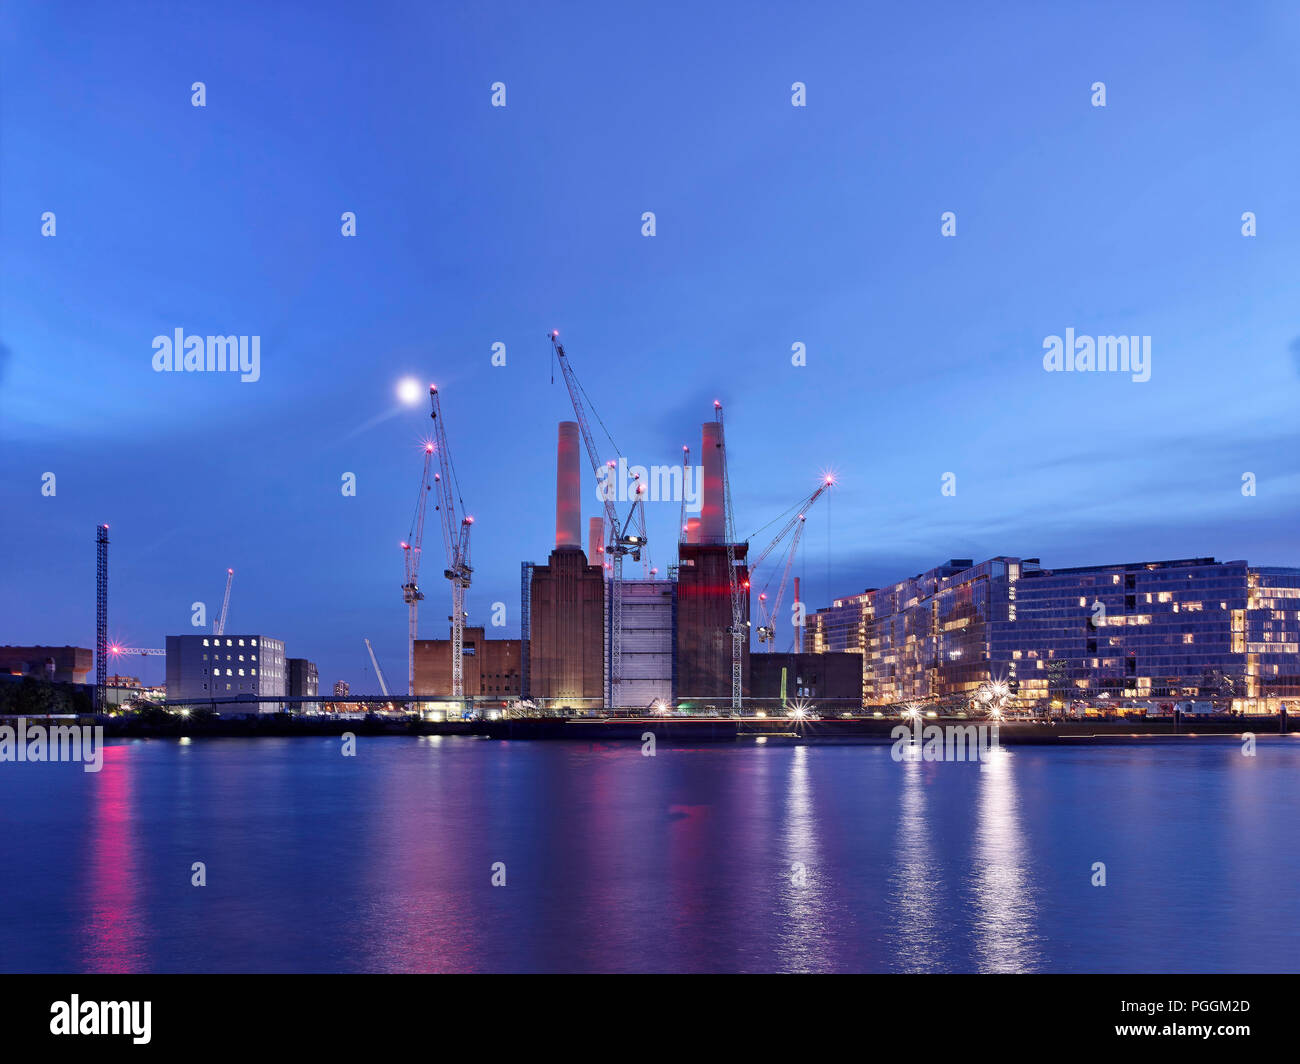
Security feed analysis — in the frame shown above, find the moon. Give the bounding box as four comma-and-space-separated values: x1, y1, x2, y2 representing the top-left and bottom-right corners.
396, 377, 422, 405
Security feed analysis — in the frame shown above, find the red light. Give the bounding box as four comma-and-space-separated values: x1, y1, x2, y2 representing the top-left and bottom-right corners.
401, 542, 409, 549
227, 568, 233, 574
465, 516, 474, 524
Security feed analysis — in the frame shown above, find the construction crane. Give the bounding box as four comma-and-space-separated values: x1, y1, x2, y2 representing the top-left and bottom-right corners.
214, 568, 234, 636
428, 385, 473, 700
401, 435, 436, 699
364, 638, 394, 711
108, 645, 165, 657
549, 331, 648, 707
713, 401, 746, 711
678, 444, 691, 543
749, 478, 834, 649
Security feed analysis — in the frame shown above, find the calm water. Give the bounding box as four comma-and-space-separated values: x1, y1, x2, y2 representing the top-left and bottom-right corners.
1, 735, 1297, 973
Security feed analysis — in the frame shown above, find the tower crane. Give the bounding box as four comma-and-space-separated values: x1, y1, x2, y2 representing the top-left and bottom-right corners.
749, 479, 833, 649
214, 568, 234, 636
714, 401, 746, 711
549, 331, 648, 707
401, 437, 436, 699
428, 385, 473, 700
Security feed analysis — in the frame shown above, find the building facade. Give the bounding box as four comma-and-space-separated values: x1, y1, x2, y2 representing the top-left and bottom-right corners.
414, 627, 521, 700
808, 556, 1300, 714
0, 646, 93, 684
748, 651, 863, 711
526, 547, 605, 711
287, 657, 319, 711
610, 579, 675, 709
165, 634, 287, 712
675, 542, 750, 705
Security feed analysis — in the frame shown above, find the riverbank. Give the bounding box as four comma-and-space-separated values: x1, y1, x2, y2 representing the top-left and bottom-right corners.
52, 711, 1293, 743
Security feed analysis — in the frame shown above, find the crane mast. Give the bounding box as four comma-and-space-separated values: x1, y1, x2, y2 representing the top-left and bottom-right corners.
714, 402, 746, 711
214, 568, 234, 636
549, 332, 646, 707
428, 385, 473, 701
401, 438, 435, 699
678, 445, 690, 543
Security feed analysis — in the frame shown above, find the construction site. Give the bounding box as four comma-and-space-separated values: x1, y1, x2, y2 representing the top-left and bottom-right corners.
407, 332, 854, 716
77, 331, 854, 719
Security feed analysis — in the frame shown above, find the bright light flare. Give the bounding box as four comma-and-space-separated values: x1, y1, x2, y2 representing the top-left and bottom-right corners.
397, 377, 422, 405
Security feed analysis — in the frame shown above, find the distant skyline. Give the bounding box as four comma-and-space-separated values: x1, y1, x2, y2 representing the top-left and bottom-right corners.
3, 2, 1298, 688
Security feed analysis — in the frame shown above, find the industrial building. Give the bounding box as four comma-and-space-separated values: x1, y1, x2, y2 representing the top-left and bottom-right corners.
806, 556, 1300, 713
748, 651, 862, 711
415, 627, 521, 700
0, 646, 92, 684
287, 658, 320, 710
524, 423, 606, 710
673, 420, 750, 705
165, 633, 287, 711
675, 542, 749, 704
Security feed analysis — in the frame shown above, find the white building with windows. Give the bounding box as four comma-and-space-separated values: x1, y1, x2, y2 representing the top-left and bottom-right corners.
165, 633, 286, 713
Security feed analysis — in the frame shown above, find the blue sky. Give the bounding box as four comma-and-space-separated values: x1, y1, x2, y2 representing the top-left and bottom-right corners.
2, 1, 1298, 688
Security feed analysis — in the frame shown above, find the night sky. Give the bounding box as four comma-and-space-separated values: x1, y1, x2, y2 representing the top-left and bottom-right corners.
3, 2, 1297, 690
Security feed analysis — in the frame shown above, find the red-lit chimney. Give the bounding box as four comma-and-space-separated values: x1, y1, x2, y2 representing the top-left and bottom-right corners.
700, 421, 724, 543
588, 516, 605, 565
685, 516, 701, 544
556, 421, 582, 549
794, 576, 803, 654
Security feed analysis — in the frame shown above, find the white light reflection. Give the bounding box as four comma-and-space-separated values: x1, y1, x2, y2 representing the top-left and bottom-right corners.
891, 758, 945, 970
972, 748, 1041, 971
777, 745, 826, 970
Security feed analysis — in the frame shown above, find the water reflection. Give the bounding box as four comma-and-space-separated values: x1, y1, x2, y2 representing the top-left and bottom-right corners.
972, 750, 1041, 972
891, 758, 945, 970
776, 745, 825, 970
83, 745, 144, 971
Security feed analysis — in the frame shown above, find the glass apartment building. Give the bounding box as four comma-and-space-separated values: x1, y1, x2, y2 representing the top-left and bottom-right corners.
808, 557, 1300, 714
